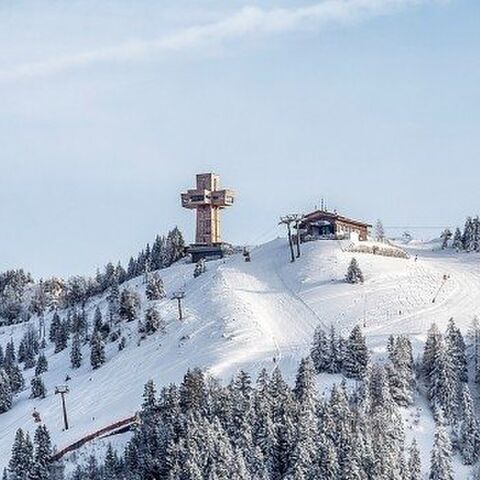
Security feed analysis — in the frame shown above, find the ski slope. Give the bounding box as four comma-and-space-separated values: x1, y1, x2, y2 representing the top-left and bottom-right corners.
0, 237, 479, 472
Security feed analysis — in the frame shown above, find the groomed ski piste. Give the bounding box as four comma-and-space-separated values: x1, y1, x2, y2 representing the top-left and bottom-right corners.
0, 237, 479, 476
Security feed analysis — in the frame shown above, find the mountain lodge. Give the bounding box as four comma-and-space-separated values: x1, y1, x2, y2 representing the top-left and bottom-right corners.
300, 209, 371, 241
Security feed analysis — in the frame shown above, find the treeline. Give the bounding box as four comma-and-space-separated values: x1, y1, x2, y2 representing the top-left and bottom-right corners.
0, 272, 168, 415
6, 319, 480, 479
8, 358, 419, 480
312, 318, 480, 465
0, 227, 185, 325
17, 321, 478, 480
442, 216, 480, 251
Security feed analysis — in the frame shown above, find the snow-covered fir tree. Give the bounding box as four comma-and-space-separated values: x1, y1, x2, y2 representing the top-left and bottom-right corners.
92, 306, 109, 340
8, 429, 34, 480
107, 280, 120, 324
144, 306, 165, 336
29, 425, 53, 480
119, 289, 141, 322
440, 228, 452, 249
408, 439, 422, 480
445, 317, 467, 383
387, 335, 415, 406
54, 320, 69, 354
345, 258, 364, 284
459, 385, 479, 465
3, 347, 24, 395
343, 325, 369, 380
423, 322, 463, 422
90, 332, 106, 370
375, 219, 385, 242
429, 410, 453, 480
34, 353, 48, 376
70, 334, 82, 369
0, 369, 13, 413
92, 307, 103, 335
310, 326, 329, 373
467, 317, 480, 384
452, 228, 463, 251
145, 273, 166, 301
48, 312, 61, 344
423, 323, 442, 379
71, 308, 88, 339
30, 375, 47, 399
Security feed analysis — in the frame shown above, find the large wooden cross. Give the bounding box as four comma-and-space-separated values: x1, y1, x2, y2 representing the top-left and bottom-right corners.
181, 173, 235, 245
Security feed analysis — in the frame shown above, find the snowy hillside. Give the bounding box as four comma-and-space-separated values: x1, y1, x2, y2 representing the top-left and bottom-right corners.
0, 237, 479, 474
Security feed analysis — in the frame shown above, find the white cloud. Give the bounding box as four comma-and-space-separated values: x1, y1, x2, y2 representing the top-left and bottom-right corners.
0, 0, 436, 81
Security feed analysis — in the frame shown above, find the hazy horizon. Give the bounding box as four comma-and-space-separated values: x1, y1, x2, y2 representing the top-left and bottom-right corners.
1, 0, 479, 278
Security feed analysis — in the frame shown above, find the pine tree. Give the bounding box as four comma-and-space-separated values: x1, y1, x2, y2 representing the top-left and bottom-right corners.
408, 439, 421, 480
54, 320, 69, 354
423, 323, 442, 379
462, 216, 477, 252
269, 368, 295, 479
90, 332, 106, 370
473, 216, 480, 252
107, 280, 120, 324
310, 326, 329, 373
0, 369, 13, 413
103, 443, 121, 480
71, 308, 88, 338
343, 325, 369, 380
49, 312, 61, 344
5, 363, 24, 395
328, 384, 353, 476
440, 229, 452, 249
92, 307, 103, 336
388, 335, 415, 406
451, 228, 463, 251
375, 219, 385, 242
144, 306, 165, 336
326, 325, 343, 374
23, 343, 36, 370
445, 318, 467, 383
35, 353, 48, 376
165, 227, 186, 266
145, 274, 166, 301
8, 429, 33, 480
30, 375, 47, 399
86, 455, 99, 480
293, 357, 316, 407
70, 334, 82, 369
469, 317, 480, 384
29, 425, 52, 480
119, 289, 141, 322
459, 386, 479, 465
315, 434, 338, 479
427, 334, 457, 421
345, 258, 364, 284
429, 411, 453, 480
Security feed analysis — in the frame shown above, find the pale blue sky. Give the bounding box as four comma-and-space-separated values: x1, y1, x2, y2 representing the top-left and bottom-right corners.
0, 0, 479, 278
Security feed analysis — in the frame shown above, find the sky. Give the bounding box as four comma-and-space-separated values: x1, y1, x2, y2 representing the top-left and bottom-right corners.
0, 0, 479, 278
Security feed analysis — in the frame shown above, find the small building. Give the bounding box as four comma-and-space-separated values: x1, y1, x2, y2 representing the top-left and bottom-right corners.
300, 209, 371, 241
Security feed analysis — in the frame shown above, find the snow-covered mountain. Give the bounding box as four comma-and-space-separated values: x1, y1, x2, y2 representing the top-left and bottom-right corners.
0, 237, 479, 476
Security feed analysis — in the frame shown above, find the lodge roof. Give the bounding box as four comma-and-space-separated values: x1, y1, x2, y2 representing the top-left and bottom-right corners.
302, 210, 372, 228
